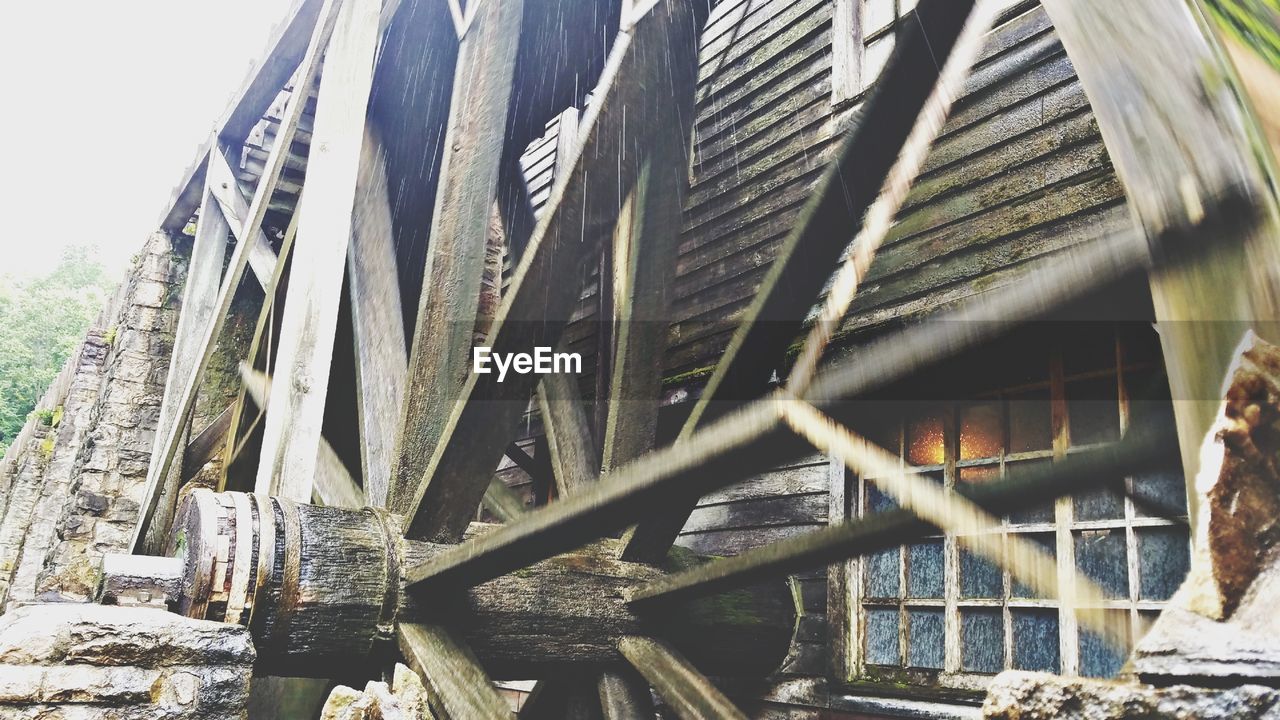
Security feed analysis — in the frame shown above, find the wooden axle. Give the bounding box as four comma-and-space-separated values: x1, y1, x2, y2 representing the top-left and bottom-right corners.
163, 489, 796, 679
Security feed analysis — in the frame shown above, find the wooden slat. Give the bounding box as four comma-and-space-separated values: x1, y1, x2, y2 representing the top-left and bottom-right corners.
401, 230, 1153, 589
182, 403, 235, 481
1043, 0, 1280, 526
627, 428, 1170, 609
621, 0, 980, 562
538, 373, 600, 497
255, 0, 382, 501
401, 0, 700, 542
617, 637, 747, 720
160, 0, 327, 233
397, 623, 512, 718
205, 150, 281, 290
131, 0, 347, 552
142, 148, 232, 553
482, 475, 528, 522
348, 125, 406, 509
601, 31, 696, 473
239, 366, 362, 509
387, 0, 526, 515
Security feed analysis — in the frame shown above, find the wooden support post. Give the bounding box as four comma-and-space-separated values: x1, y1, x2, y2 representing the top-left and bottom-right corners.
397, 623, 513, 718
205, 150, 282, 291
131, 0, 347, 552
348, 125, 406, 509
388, 0, 526, 514
617, 637, 747, 720
143, 145, 232, 553
539, 373, 600, 498
1042, 0, 1280, 536
255, 0, 382, 501
401, 0, 699, 542
182, 403, 235, 481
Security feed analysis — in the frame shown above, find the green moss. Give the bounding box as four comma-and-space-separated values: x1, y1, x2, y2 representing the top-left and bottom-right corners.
103, 326, 118, 347
50, 406, 64, 428
40, 434, 55, 458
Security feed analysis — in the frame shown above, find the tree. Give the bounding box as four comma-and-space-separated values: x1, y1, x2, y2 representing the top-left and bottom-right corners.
0, 246, 113, 458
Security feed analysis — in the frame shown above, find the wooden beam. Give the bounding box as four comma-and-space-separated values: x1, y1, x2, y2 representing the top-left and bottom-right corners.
239, 366, 362, 509
160, 0, 327, 233
617, 637, 747, 720
142, 146, 232, 553
397, 623, 512, 718
255, 0, 382, 501
347, 125, 406, 509
1042, 0, 1280, 531
131, 0, 346, 552
483, 475, 528, 522
401, 0, 700, 542
182, 403, 235, 481
401, 229, 1155, 590
388, 0, 526, 515
621, 0, 980, 561
205, 150, 281, 290
538, 373, 599, 498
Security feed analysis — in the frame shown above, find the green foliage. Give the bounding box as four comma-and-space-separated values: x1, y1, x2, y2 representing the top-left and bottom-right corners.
33, 408, 55, 427
1206, 0, 1280, 72
0, 246, 113, 458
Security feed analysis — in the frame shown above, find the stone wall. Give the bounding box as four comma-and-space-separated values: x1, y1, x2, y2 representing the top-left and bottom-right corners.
0, 603, 254, 719
0, 232, 181, 609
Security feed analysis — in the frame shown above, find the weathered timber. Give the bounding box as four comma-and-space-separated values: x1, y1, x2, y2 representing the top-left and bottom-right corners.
387, 0, 525, 515
622, 0, 980, 562
98, 553, 183, 609
402, 230, 1154, 591
397, 623, 512, 718
164, 492, 796, 679
159, 0, 326, 233
131, 0, 346, 552
143, 145, 232, 554
482, 475, 527, 523
1043, 0, 1280, 534
538, 372, 600, 497
182, 402, 235, 481
205, 149, 280, 290
402, 0, 700, 542
348, 124, 406, 509
617, 636, 748, 720
255, 0, 381, 501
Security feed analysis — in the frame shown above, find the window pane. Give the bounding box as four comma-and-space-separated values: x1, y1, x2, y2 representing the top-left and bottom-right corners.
861, 0, 896, 36
1138, 526, 1190, 601
865, 607, 901, 665
862, 35, 895, 90
866, 481, 898, 514
907, 540, 944, 599
961, 609, 1004, 673
1133, 468, 1187, 518
906, 410, 945, 466
1063, 329, 1116, 376
960, 547, 1003, 599
1067, 376, 1120, 446
1080, 610, 1129, 678
1074, 484, 1125, 521
1007, 460, 1055, 524
959, 465, 999, 485
1075, 529, 1129, 599
1008, 388, 1052, 453
1012, 532, 1057, 598
864, 547, 901, 599
1012, 609, 1060, 673
960, 401, 1003, 460
908, 609, 945, 669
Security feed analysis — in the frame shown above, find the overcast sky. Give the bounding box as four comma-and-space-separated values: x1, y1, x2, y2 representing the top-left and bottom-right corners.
0, 0, 294, 281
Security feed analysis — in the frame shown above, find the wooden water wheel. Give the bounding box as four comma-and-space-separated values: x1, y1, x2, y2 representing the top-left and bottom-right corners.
115, 0, 1280, 716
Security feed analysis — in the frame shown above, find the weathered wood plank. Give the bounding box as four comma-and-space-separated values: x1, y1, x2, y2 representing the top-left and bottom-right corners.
143, 148, 232, 552
205, 150, 281, 291
388, 0, 526, 515
182, 402, 235, 481
1043, 0, 1280, 528
131, 0, 346, 552
239, 367, 362, 509
401, 0, 700, 542
255, 0, 382, 501
623, 0, 979, 562
397, 623, 513, 718
159, 0, 327, 233
538, 373, 600, 498
347, 125, 405, 509
617, 636, 748, 720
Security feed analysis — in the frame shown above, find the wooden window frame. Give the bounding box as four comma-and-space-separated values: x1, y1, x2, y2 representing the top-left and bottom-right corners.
828, 329, 1189, 695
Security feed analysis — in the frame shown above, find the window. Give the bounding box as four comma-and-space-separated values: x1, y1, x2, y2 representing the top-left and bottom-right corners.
835, 325, 1190, 691
831, 0, 1034, 104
